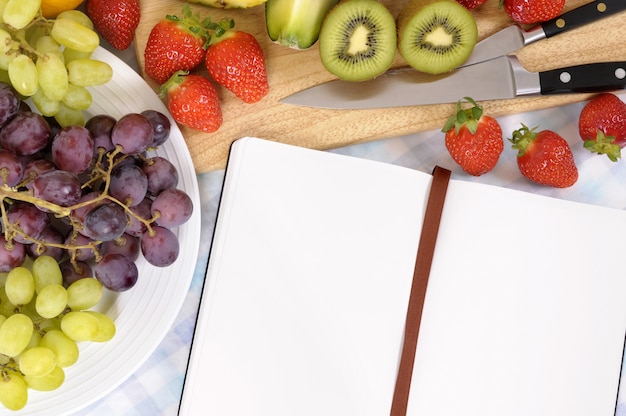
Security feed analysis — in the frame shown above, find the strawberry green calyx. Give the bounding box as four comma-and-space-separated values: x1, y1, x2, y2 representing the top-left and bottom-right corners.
583, 130, 622, 162
442, 97, 483, 135
159, 70, 189, 98
508, 123, 538, 156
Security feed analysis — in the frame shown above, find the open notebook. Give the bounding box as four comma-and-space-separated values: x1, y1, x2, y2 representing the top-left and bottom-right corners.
179, 137, 626, 416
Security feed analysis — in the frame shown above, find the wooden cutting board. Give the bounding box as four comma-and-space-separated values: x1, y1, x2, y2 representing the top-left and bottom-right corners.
133, 0, 626, 173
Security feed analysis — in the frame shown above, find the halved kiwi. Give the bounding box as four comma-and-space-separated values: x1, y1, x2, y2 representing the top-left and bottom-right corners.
318, 0, 396, 82
397, 0, 478, 74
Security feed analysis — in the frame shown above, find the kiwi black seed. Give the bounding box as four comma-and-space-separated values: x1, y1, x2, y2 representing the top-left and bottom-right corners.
318, 0, 396, 82
397, 0, 478, 74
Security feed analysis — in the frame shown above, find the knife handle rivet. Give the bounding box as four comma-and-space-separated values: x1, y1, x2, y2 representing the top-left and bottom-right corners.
616, 68, 626, 80
597, 2, 607, 13
559, 71, 572, 84
555, 18, 565, 29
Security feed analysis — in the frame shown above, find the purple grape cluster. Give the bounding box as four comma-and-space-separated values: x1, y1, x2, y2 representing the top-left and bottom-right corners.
0, 83, 193, 292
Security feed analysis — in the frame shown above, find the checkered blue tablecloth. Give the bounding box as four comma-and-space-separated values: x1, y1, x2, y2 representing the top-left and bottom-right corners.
73, 91, 626, 415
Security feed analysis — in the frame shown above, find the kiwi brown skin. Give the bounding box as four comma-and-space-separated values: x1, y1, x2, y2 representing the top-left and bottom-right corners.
318, 0, 397, 82
397, 0, 478, 74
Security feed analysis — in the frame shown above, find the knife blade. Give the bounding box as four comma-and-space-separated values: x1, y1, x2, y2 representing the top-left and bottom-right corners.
461, 0, 626, 68
280, 56, 626, 109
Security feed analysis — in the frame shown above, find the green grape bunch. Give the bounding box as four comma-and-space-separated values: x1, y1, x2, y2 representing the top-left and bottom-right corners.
0, 255, 114, 411
0, 0, 112, 127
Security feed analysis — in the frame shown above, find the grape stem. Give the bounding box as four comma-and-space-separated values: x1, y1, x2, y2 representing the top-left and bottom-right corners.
0, 147, 160, 268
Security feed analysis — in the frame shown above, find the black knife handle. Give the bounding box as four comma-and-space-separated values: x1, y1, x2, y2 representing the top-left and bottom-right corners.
539, 62, 626, 95
542, 0, 625, 38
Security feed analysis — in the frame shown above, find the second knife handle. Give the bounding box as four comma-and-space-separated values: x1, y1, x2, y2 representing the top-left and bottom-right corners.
539, 62, 626, 95
542, 0, 625, 38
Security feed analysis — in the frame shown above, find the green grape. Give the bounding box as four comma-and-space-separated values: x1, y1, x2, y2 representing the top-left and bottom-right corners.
0, 29, 12, 54
0, 0, 7, 24
36, 284, 68, 319
39, 329, 79, 367
5, 267, 35, 306
67, 58, 113, 86
54, 101, 84, 127
0, 52, 14, 71
0, 371, 28, 410
24, 365, 65, 391
63, 48, 92, 64
56, 10, 94, 30
0, 315, 5, 327
84, 311, 116, 342
0, 313, 33, 356
63, 83, 92, 110
35, 35, 64, 61
37, 53, 69, 102
8, 54, 38, 96
19, 346, 57, 377
60, 311, 99, 342
67, 278, 102, 311
50, 18, 99, 53
32, 87, 60, 117
2, 0, 41, 30
32, 255, 63, 293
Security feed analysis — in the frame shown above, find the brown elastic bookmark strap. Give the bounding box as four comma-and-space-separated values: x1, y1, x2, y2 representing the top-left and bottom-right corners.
390, 166, 451, 416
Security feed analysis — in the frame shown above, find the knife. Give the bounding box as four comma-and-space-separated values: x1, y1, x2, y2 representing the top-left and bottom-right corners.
280, 56, 626, 109
461, 0, 626, 68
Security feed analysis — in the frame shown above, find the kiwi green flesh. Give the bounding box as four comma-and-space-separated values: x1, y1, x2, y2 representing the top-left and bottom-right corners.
319, 1, 396, 82
398, 1, 477, 74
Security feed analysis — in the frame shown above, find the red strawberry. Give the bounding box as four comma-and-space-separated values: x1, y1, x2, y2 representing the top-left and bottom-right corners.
509, 124, 578, 188
578, 93, 626, 162
500, 0, 565, 24
161, 72, 222, 133
455, 0, 487, 10
85, 0, 140, 51
205, 30, 269, 103
442, 97, 503, 176
144, 5, 212, 85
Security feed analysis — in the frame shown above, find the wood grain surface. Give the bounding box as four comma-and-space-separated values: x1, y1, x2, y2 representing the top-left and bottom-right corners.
133, 0, 626, 173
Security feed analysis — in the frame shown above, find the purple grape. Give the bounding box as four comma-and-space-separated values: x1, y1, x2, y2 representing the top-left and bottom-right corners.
65, 232, 100, 262
32, 170, 82, 207
71, 191, 104, 225
0, 83, 20, 128
26, 226, 64, 261
141, 156, 178, 196
0, 149, 23, 187
0, 234, 25, 272
6, 202, 50, 244
94, 253, 138, 291
141, 110, 170, 147
23, 159, 56, 189
109, 164, 148, 207
0, 111, 51, 156
111, 113, 154, 155
51, 125, 95, 173
152, 188, 193, 228
102, 233, 140, 261
60, 260, 93, 287
85, 114, 116, 154
141, 226, 179, 267
83, 203, 127, 241
125, 197, 152, 237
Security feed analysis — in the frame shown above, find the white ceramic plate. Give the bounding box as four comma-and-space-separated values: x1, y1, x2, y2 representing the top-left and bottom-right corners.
11, 47, 202, 415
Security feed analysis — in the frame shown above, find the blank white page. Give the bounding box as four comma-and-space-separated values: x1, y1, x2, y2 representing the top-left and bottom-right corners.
180, 137, 626, 416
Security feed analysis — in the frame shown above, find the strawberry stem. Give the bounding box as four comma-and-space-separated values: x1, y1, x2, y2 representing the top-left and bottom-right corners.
509, 124, 539, 156
441, 96, 483, 135
583, 130, 622, 162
